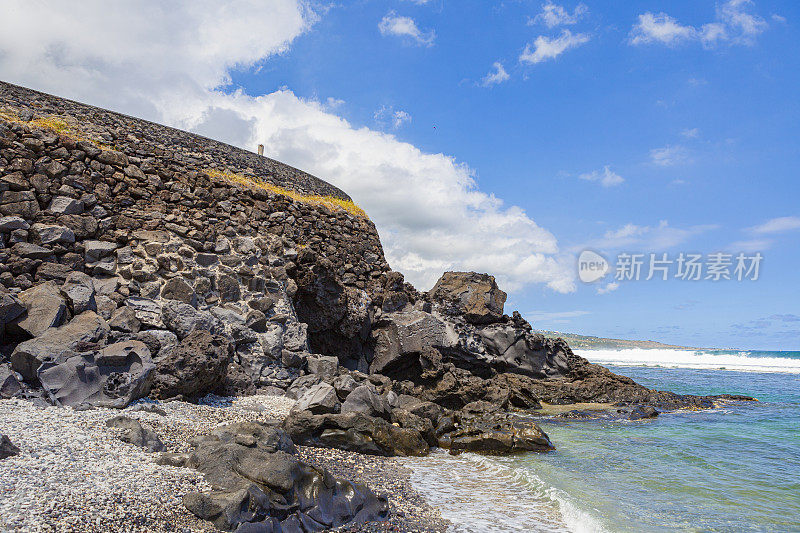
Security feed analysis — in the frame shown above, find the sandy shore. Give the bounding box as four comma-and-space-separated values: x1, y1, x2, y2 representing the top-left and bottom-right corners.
0, 396, 450, 533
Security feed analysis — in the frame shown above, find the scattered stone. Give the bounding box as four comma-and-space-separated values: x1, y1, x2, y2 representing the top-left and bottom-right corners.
105, 416, 165, 452
0, 434, 20, 460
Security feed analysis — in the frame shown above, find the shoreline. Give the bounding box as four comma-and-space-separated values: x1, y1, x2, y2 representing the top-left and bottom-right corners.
0, 395, 451, 533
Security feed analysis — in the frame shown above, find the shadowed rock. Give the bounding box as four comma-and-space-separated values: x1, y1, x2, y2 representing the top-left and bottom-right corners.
0, 434, 20, 460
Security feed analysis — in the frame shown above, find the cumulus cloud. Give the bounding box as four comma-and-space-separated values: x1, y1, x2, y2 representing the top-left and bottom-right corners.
531, 2, 588, 28
650, 145, 689, 166
579, 166, 624, 187
748, 216, 800, 234
520, 30, 590, 64
630, 0, 768, 48
0, 0, 574, 294
378, 11, 435, 47
481, 62, 510, 87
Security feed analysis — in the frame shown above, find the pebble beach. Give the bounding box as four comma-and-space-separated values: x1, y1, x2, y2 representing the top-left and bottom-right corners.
0, 396, 450, 533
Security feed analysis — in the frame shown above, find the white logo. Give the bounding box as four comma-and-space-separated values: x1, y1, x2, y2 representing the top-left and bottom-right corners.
578, 250, 609, 283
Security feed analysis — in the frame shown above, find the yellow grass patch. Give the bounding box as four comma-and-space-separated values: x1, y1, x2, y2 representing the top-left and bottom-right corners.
0, 108, 114, 149
208, 168, 368, 219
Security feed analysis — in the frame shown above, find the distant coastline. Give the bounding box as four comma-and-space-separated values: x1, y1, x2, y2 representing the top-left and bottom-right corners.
538, 330, 699, 350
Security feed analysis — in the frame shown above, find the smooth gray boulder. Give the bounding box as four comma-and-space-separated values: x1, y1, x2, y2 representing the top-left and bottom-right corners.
105, 416, 165, 452
61, 272, 97, 314
37, 340, 155, 408
293, 382, 341, 415
11, 311, 109, 382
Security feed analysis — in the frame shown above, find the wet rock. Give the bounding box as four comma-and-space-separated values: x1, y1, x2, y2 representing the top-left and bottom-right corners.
429, 271, 506, 324
627, 404, 659, 420
283, 410, 429, 457
439, 412, 554, 455
105, 415, 165, 452
37, 340, 154, 408
160, 422, 388, 531
150, 330, 230, 400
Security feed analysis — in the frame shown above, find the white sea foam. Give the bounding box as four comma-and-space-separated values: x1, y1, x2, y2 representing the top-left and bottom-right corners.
403, 450, 607, 533
576, 348, 800, 373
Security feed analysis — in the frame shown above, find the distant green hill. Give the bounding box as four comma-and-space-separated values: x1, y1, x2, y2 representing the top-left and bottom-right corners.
537, 330, 697, 350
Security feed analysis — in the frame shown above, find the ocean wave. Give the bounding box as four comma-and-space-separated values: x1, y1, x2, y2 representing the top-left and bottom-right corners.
402, 450, 607, 533
576, 348, 800, 373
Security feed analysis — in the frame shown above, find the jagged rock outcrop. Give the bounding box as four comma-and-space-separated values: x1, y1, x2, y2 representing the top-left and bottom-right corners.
158, 422, 389, 531
0, 433, 20, 459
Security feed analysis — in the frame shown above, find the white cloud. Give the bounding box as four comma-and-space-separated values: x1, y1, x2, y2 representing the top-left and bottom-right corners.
531, 2, 588, 28
520, 30, 590, 64
374, 106, 412, 129
596, 281, 619, 295
378, 11, 435, 47
579, 166, 624, 187
772, 14, 787, 23
588, 220, 718, 251
630, 0, 768, 48
650, 145, 689, 166
481, 62, 510, 87
629, 12, 695, 46
748, 216, 800, 234
0, 0, 574, 295
681, 128, 700, 139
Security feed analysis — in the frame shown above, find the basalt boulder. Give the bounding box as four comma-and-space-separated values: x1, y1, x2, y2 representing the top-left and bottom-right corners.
106, 415, 165, 452
150, 330, 231, 400
282, 410, 429, 457
429, 271, 506, 325
0, 434, 20, 460
158, 422, 388, 531
37, 340, 155, 408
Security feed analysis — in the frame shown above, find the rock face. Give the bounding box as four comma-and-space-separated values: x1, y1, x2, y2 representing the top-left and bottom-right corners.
150, 331, 230, 400
158, 422, 388, 531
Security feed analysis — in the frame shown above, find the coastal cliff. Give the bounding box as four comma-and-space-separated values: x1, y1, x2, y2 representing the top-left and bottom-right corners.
0, 81, 753, 532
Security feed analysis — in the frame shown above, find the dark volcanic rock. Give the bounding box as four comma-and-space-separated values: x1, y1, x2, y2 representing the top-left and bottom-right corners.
293, 382, 341, 415
150, 330, 230, 400
158, 422, 388, 531
106, 415, 165, 452
11, 311, 110, 382
1, 434, 20, 460
429, 271, 506, 324
37, 340, 155, 408
282, 410, 428, 457
340, 384, 392, 421
439, 411, 555, 455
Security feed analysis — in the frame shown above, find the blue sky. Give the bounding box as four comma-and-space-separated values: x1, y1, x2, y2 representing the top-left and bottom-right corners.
1, 0, 798, 349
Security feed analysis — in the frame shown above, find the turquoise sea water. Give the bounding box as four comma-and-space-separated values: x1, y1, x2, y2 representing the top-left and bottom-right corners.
405, 350, 800, 532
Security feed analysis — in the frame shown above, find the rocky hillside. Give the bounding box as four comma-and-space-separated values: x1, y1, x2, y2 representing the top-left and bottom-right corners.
0, 81, 753, 532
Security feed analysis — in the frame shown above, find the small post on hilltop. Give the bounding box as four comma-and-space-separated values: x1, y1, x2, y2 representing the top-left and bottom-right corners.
257, 144, 264, 156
